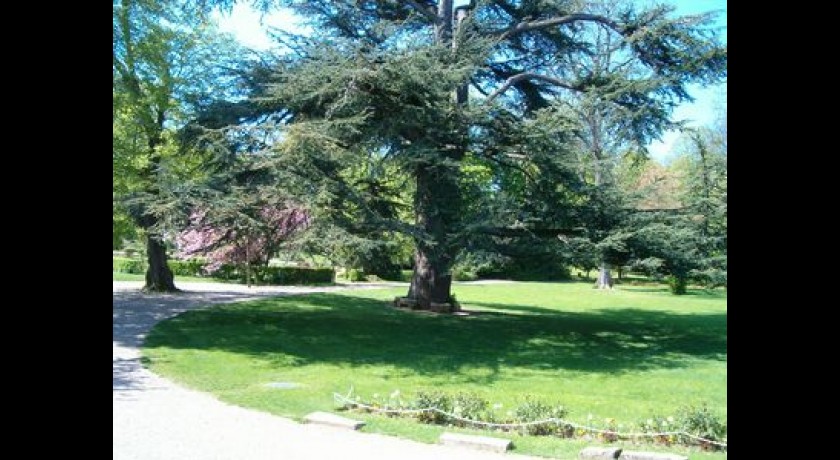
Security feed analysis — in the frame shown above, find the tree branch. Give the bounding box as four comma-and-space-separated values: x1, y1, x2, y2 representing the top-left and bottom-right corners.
498, 13, 622, 40
469, 78, 490, 97
486, 72, 580, 101
403, 0, 440, 24
471, 224, 587, 239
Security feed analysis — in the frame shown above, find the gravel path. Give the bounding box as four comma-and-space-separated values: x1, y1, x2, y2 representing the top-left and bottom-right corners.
113, 280, 541, 460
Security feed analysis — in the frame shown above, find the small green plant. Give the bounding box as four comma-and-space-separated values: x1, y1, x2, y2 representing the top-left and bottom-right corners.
168, 258, 208, 277
414, 391, 452, 425
675, 404, 726, 450
513, 396, 568, 436
451, 266, 478, 281
451, 392, 491, 427
666, 275, 688, 294
637, 415, 677, 445
347, 268, 365, 282
637, 404, 726, 450
597, 417, 619, 443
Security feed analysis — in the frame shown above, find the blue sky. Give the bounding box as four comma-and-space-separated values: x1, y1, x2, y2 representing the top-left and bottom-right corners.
215, 0, 726, 163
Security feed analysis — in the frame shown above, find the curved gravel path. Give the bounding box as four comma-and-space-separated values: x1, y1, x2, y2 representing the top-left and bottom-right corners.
113, 280, 540, 460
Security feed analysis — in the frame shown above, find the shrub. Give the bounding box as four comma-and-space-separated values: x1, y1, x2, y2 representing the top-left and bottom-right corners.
451, 266, 478, 281
451, 392, 492, 427
168, 258, 208, 277
213, 264, 334, 285
666, 275, 688, 294
675, 404, 726, 450
347, 268, 365, 282
414, 391, 452, 425
113, 257, 146, 274
637, 415, 677, 445
638, 404, 726, 450
513, 396, 569, 436
398, 270, 413, 282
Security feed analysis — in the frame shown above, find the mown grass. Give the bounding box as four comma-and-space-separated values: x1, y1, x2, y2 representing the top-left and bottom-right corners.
143, 282, 726, 459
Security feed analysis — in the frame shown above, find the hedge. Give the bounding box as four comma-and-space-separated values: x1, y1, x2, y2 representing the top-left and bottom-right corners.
167, 258, 208, 277
213, 264, 335, 285
113, 257, 146, 274
113, 257, 207, 276
113, 257, 335, 285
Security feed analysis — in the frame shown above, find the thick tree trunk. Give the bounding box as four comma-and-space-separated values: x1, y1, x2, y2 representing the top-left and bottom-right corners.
407, 245, 454, 311
400, 163, 461, 312
144, 233, 178, 292
595, 262, 613, 289
394, 0, 468, 313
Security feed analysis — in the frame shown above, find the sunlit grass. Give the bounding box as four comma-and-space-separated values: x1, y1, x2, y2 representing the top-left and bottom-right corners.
144, 281, 726, 459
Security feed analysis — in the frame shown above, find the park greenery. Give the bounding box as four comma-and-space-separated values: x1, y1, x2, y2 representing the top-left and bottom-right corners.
116, 2, 727, 456
144, 281, 727, 459
113, 0, 726, 297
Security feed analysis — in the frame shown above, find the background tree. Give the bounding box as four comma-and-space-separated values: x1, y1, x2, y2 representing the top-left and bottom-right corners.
113, 0, 249, 291
192, 0, 725, 308
176, 199, 310, 285
610, 104, 726, 293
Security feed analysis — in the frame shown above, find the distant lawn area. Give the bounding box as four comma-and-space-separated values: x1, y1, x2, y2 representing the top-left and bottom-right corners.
143, 282, 726, 459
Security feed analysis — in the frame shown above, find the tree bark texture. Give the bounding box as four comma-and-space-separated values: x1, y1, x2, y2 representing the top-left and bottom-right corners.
399, 0, 467, 312
405, 160, 462, 310
144, 232, 178, 292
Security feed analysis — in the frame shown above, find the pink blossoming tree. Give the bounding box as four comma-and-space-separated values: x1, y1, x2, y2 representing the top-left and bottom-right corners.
176, 204, 310, 278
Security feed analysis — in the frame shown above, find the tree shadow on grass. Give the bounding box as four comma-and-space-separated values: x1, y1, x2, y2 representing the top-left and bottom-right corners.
144, 292, 726, 384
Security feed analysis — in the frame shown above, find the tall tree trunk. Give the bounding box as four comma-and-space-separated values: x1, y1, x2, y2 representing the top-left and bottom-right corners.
404, 163, 461, 312
144, 232, 178, 292
396, 0, 467, 313
139, 108, 179, 293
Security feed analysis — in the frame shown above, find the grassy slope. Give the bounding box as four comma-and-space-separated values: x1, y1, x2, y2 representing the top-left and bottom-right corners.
143, 282, 726, 459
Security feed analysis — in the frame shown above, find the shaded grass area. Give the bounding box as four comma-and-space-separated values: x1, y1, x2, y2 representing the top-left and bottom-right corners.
144, 282, 726, 459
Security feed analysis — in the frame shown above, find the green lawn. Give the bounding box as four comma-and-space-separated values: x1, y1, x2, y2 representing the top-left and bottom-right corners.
143, 281, 726, 459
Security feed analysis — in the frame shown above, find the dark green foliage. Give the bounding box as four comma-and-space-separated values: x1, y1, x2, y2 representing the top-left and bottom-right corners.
451, 265, 479, 282
466, 243, 572, 281
351, 243, 404, 280
213, 265, 335, 285
113, 0, 250, 292
113, 210, 139, 250
113, 257, 147, 274
625, 216, 701, 290
450, 252, 497, 281
187, 0, 726, 305
666, 274, 687, 295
